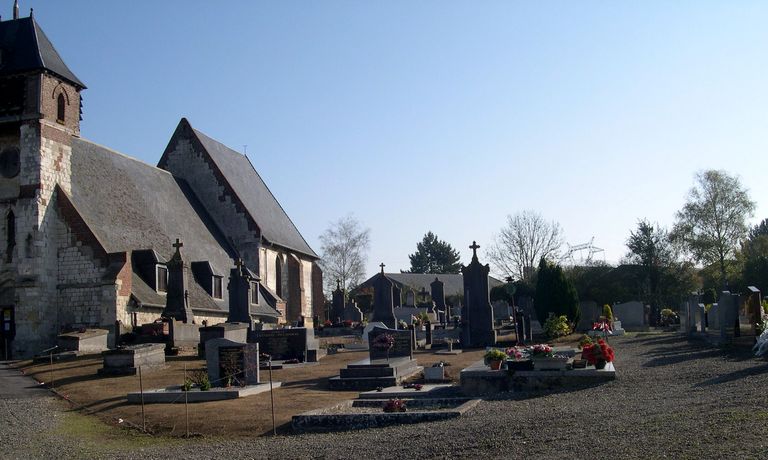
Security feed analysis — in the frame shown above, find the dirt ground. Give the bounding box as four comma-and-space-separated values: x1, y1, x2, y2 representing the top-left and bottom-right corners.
18, 344, 487, 438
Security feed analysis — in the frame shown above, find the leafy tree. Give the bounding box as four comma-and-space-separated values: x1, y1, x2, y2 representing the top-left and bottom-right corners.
739, 219, 768, 291
534, 258, 580, 326
672, 170, 755, 289
487, 210, 564, 282
626, 220, 674, 325
407, 231, 461, 274
318, 214, 370, 294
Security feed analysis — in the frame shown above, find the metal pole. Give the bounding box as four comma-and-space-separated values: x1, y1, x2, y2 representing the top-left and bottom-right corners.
268, 359, 276, 436
4, 338, 8, 361
184, 363, 189, 438
49, 351, 54, 389
139, 366, 146, 432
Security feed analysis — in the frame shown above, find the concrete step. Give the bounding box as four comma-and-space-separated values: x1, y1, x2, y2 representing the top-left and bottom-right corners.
328, 375, 398, 391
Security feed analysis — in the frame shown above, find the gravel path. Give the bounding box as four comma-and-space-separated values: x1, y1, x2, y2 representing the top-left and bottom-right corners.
4, 334, 768, 459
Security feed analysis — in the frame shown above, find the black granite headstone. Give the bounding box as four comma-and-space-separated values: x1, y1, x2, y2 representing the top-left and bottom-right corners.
393, 285, 402, 308
162, 239, 195, 324
431, 278, 446, 321
249, 328, 317, 361
228, 259, 256, 324
372, 264, 397, 329
368, 326, 413, 361
331, 280, 345, 323
460, 241, 497, 347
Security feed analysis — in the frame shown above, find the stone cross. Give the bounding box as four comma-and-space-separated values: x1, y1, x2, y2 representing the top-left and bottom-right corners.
470, 241, 480, 260
380, 262, 385, 274
173, 238, 183, 250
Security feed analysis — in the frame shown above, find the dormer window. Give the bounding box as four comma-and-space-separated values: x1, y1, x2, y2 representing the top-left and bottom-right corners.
56, 93, 66, 123
250, 281, 259, 305
212, 275, 223, 299
156, 265, 168, 293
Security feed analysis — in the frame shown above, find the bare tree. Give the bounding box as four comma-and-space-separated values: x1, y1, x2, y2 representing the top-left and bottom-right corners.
672, 170, 755, 288
318, 214, 371, 294
487, 210, 564, 282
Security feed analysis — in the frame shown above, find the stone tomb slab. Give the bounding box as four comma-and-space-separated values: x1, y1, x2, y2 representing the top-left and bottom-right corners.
98, 343, 166, 376
58, 329, 109, 354
198, 322, 249, 357
126, 382, 281, 404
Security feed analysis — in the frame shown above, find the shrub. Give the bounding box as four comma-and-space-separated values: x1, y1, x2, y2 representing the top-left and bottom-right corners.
543, 315, 572, 339
534, 258, 580, 326
602, 304, 614, 322
578, 334, 593, 349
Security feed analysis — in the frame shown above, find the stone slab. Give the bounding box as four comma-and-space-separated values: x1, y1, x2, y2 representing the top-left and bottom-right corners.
126, 382, 280, 403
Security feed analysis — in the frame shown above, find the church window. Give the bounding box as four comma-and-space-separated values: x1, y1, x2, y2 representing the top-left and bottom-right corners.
212, 276, 223, 299
56, 93, 66, 123
156, 265, 168, 293
250, 281, 259, 305
5, 210, 15, 263
275, 256, 283, 298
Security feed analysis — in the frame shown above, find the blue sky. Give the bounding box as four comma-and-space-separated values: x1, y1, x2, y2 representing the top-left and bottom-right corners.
20, 1, 768, 276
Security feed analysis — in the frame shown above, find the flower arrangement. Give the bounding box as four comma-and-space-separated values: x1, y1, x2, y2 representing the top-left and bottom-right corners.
505, 346, 530, 361
372, 333, 395, 351
383, 398, 407, 413
753, 315, 768, 357
530, 344, 553, 358
592, 318, 613, 334
397, 320, 409, 329
581, 338, 615, 365
403, 382, 423, 391
484, 348, 508, 362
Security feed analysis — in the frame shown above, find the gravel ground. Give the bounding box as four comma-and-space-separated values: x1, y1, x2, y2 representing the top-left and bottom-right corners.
4, 333, 768, 459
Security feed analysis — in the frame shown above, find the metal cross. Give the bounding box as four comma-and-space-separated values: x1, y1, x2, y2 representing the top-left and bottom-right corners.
173, 238, 183, 250
380, 262, 385, 274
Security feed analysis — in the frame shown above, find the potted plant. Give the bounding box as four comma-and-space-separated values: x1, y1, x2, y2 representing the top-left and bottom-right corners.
484, 348, 507, 370
581, 338, 615, 369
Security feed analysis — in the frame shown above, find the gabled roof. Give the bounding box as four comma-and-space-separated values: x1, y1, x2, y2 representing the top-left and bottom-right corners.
357, 272, 504, 298
0, 17, 85, 88
160, 119, 318, 259
67, 137, 236, 312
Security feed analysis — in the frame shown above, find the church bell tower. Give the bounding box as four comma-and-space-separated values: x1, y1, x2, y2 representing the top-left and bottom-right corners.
0, 3, 86, 357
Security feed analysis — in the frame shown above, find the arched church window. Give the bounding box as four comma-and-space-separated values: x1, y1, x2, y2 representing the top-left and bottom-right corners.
57, 93, 66, 123
275, 256, 283, 298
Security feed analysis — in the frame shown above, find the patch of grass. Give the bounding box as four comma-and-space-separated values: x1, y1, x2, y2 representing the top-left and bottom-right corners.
55, 410, 186, 451
725, 410, 768, 422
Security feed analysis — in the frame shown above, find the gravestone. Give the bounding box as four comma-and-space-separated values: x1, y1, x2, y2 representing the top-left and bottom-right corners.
205, 338, 259, 386
460, 242, 497, 347
394, 307, 433, 324
577, 301, 601, 331
424, 320, 432, 347
342, 301, 363, 323
372, 264, 397, 329
249, 328, 319, 362
362, 321, 387, 347
227, 259, 256, 324
393, 285, 402, 308
698, 304, 707, 332
368, 326, 414, 361
431, 278, 447, 323
331, 280, 345, 323
717, 291, 739, 343
684, 293, 699, 336
198, 322, 249, 357
405, 290, 416, 307
746, 286, 762, 336
613, 301, 646, 329
708, 303, 720, 330
162, 239, 195, 324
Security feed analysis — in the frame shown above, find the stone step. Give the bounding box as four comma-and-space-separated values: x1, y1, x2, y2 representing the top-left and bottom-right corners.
328, 375, 398, 391
340, 366, 395, 378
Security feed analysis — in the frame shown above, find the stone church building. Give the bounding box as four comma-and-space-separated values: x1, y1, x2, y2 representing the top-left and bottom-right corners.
0, 11, 323, 358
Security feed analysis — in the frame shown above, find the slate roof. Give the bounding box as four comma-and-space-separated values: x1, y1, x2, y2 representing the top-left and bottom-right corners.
67, 137, 236, 312
357, 273, 504, 298
186, 123, 318, 259
0, 17, 85, 88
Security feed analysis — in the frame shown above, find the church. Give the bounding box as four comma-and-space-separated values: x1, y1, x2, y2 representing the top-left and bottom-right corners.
0, 8, 324, 358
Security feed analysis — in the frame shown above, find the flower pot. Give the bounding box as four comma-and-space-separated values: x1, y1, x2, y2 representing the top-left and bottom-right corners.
489, 359, 503, 370
595, 359, 607, 370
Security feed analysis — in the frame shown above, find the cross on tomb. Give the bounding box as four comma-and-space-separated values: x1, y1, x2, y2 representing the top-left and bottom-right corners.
380, 262, 385, 274
470, 241, 480, 258
173, 238, 183, 250
336, 279, 341, 290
